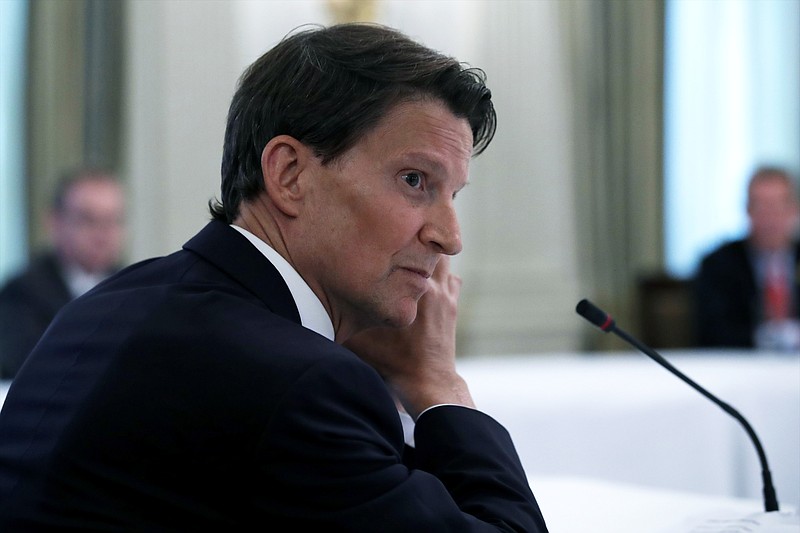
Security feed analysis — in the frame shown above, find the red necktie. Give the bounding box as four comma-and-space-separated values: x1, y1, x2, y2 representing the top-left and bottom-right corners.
764, 256, 789, 321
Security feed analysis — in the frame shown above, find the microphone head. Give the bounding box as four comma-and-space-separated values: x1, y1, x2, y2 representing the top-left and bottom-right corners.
576, 299, 615, 332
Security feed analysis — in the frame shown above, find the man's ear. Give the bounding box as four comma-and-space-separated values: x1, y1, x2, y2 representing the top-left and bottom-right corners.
260, 135, 312, 217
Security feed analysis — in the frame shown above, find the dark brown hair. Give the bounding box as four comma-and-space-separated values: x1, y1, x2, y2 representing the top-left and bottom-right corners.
210, 23, 496, 222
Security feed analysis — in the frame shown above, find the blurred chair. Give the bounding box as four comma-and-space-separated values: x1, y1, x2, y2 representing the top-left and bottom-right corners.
637, 273, 695, 349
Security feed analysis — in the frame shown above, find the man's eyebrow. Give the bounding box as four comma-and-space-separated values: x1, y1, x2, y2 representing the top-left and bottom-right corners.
396, 151, 468, 175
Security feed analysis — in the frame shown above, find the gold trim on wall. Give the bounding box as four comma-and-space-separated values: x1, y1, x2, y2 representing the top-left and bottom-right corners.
326, 0, 378, 24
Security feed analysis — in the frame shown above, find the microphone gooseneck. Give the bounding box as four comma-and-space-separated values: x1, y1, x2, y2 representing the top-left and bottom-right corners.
575, 298, 780, 513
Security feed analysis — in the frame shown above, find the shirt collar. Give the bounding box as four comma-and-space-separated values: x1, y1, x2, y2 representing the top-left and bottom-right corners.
231, 225, 335, 341
62, 264, 107, 298
752, 247, 793, 285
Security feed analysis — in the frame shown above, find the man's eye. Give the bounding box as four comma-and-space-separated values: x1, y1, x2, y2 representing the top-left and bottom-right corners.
402, 172, 423, 189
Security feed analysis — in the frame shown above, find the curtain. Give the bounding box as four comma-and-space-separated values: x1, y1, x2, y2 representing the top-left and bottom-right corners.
561, 0, 666, 349
26, 0, 124, 249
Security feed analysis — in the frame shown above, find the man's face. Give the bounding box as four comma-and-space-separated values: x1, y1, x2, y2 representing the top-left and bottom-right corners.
51, 177, 126, 273
747, 175, 800, 252
294, 99, 473, 338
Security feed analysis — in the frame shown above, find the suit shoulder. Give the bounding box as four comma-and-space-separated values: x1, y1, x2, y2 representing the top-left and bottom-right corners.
0, 253, 69, 307
700, 239, 748, 266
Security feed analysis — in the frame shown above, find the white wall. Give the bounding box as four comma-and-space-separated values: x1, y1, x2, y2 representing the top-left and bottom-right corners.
123, 0, 582, 356
124, 0, 238, 262
456, 1, 583, 355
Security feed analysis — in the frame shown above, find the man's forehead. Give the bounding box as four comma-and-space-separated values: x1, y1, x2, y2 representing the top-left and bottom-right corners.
63, 179, 123, 208
374, 101, 472, 148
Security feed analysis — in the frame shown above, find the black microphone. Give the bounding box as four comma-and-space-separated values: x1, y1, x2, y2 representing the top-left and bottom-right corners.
575, 298, 780, 513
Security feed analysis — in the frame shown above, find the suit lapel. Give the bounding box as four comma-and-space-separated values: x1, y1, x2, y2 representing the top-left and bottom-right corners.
183, 221, 302, 325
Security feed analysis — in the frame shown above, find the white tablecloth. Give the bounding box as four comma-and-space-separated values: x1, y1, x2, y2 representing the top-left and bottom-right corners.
457, 350, 800, 511
533, 475, 798, 533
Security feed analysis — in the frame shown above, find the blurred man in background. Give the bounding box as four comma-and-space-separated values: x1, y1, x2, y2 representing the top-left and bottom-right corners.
0, 166, 126, 379
694, 165, 800, 351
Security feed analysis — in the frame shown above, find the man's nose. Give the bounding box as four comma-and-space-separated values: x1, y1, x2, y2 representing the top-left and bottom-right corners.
420, 201, 462, 255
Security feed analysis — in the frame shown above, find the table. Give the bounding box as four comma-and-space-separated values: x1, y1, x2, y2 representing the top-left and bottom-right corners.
457, 350, 800, 511
532, 475, 798, 533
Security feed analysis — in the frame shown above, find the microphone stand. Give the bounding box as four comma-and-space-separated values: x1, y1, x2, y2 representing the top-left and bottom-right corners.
576, 298, 779, 513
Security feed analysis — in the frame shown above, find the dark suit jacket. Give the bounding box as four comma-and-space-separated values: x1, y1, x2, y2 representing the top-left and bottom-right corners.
0, 253, 73, 379
0, 221, 547, 532
693, 238, 800, 348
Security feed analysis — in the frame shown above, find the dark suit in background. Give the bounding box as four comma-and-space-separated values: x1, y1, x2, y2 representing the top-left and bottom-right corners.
694, 239, 800, 347
0, 166, 125, 379
0, 221, 545, 531
0, 253, 73, 378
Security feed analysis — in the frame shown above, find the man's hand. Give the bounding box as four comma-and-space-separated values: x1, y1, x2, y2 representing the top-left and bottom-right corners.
344, 256, 475, 419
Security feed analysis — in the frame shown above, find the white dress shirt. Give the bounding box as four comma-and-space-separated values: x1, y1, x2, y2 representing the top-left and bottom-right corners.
63, 264, 111, 299
231, 225, 334, 341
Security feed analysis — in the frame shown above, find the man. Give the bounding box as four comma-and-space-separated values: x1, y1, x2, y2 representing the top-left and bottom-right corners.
0, 167, 125, 379
0, 24, 548, 531
694, 166, 800, 350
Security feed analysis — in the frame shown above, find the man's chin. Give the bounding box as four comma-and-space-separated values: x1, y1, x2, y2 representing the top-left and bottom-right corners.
380, 305, 418, 330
